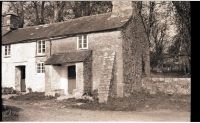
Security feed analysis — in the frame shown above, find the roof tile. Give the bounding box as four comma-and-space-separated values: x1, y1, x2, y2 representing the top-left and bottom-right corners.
2, 13, 130, 45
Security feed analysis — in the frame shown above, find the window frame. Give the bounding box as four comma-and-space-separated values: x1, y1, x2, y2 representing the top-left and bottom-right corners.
36, 62, 45, 73
77, 34, 88, 50
37, 40, 46, 55
4, 45, 11, 57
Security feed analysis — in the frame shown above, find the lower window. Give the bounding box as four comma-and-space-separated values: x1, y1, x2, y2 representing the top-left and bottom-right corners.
37, 62, 45, 73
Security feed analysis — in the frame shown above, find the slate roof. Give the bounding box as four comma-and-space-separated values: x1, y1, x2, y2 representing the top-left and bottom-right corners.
2, 13, 130, 45
45, 50, 92, 65
2, 27, 10, 36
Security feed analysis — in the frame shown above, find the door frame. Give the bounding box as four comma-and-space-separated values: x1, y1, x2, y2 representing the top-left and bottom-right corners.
15, 65, 26, 92
67, 65, 76, 95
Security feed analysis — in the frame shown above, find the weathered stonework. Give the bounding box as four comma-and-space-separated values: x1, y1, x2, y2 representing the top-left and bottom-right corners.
88, 31, 124, 97
122, 9, 150, 96
44, 31, 124, 98
83, 53, 93, 93
98, 51, 115, 103
75, 62, 84, 98
2, 14, 23, 31
142, 77, 191, 95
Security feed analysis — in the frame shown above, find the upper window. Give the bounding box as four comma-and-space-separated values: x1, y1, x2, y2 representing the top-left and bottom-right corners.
4, 45, 11, 57
37, 62, 45, 73
77, 35, 88, 49
37, 40, 45, 55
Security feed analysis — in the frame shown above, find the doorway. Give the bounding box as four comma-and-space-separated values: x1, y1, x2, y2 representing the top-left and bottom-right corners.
15, 66, 26, 92
68, 65, 76, 94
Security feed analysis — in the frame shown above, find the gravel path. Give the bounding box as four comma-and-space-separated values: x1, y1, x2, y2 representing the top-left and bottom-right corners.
3, 99, 190, 121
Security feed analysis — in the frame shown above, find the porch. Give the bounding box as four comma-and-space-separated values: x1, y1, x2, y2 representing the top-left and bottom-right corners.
44, 50, 92, 98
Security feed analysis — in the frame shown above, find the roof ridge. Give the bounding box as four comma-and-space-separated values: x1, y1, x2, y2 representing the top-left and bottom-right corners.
16, 12, 112, 31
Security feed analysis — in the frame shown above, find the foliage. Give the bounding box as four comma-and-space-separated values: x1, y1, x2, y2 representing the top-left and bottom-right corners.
4, 1, 112, 26
9, 92, 55, 101
135, 1, 190, 73
2, 105, 21, 121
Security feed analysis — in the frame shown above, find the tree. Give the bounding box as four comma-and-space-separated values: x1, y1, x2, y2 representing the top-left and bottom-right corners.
53, 1, 66, 22
172, 2, 191, 73
7, 2, 26, 27
5, 1, 112, 26
136, 2, 176, 70
31, 1, 46, 25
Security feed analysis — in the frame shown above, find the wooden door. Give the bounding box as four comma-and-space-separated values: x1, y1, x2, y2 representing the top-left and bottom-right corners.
68, 66, 76, 94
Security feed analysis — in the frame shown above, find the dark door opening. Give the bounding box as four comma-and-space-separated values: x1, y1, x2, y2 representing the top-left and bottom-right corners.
68, 65, 76, 94
20, 66, 26, 92
16, 66, 26, 92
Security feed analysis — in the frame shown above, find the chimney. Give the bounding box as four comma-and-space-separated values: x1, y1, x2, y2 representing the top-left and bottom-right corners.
111, 1, 134, 18
2, 13, 23, 32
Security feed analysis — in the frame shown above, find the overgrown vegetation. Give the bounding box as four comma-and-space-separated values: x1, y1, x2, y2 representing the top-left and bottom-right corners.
9, 92, 55, 101
2, 87, 16, 95
58, 90, 190, 111
5, 91, 189, 112
2, 105, 21, 121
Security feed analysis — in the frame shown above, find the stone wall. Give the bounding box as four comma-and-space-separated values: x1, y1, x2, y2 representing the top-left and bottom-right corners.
98, 51, 115, 103
47, 31, 124, 97
122, 11, 150, 96
75, 62, 84, 98
88, 31, 124, 97
83, 54, 93, 93
2, 14, 22, 31
50, 37, 77, 54
142, 77, 191, 95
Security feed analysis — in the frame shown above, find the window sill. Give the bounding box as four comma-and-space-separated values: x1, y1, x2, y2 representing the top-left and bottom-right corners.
4, 56, 11, 58
36, 73, 45, 75
78, 48, 88, 50
36, 54, 46, 57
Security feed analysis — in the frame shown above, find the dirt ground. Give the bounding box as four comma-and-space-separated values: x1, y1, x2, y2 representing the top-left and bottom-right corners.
3, 96, 190, 122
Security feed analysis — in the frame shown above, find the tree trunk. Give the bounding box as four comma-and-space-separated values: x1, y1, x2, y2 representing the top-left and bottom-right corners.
32, 2, 40, 25
40, 1, 45, 24
53, 1, 66, 22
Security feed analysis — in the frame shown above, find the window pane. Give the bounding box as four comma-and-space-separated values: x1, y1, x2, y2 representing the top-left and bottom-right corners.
5, 48, 7, 55
83, 43, 87, 48
8, 46, 10, 55
37, 64, 40, 73
78, 36, 82, 40
38, 48, 41, 53
39, 41, 41, 45
84, 35, 87, 41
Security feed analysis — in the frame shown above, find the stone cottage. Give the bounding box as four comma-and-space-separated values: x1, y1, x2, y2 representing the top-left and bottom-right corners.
2, 1, 150, 102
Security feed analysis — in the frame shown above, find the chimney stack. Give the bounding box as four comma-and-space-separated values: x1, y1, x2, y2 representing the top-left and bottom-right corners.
2, 14, 23, 32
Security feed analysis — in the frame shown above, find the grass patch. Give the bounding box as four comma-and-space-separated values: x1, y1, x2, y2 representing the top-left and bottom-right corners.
59, 90, 190, 111
2, 105, 22, 121
9, 92, 55, 101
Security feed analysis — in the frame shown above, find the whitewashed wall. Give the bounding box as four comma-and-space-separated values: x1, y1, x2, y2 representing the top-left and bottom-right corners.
2, 42, 45, 92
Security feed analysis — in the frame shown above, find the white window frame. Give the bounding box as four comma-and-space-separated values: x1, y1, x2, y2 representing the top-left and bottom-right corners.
37, 62, 45, 73
37, 40, 46, 55
77, 34, 88, 50
4, 45, 11, 57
